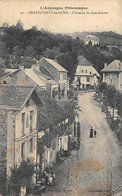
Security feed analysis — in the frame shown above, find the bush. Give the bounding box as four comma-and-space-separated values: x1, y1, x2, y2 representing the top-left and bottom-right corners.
9, 158, 34, 194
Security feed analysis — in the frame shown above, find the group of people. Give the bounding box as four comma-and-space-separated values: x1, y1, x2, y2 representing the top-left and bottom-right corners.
43, 171, 55, 186
90, 126, 97, 138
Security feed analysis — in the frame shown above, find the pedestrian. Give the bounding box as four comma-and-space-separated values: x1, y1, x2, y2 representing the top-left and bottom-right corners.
90, 126, 93, 138
94, 130, 97, 138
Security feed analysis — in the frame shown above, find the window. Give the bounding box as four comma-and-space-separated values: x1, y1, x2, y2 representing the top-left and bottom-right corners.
26, 114, 29, 128
85, 70, 87, 73
90, 72, 92, 74
30, 110, 33, 133
82, 70, 84, 73
21, 142, 25, 158
87, 77, 90, 82
30, 138, 33, 153
22, 113, 25, 135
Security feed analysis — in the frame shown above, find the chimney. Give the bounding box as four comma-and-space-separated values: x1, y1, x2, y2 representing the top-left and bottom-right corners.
46, 79, 52, 96
31, 64, 40, 71
20, 65, 25, 70
104, 63, 107, 68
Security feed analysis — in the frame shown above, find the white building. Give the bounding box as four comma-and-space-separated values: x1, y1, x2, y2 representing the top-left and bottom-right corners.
84, 34, 99, 46
74, 56, 100, 89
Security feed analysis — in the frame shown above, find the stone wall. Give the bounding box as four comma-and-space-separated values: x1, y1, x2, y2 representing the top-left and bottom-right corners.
0, 110, 7, 194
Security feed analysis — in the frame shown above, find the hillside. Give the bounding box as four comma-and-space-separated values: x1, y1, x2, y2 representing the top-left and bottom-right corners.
70, 31, 122, 46
0, 22, 121, 80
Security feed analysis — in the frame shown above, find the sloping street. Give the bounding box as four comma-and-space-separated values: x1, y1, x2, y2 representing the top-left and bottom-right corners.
43, 92, 122, 196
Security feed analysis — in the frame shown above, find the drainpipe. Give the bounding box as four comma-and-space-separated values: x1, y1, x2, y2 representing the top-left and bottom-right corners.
36, 130, 38, 183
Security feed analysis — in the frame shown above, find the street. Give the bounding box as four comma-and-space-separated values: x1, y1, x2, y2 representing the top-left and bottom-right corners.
42, 92, 122, 196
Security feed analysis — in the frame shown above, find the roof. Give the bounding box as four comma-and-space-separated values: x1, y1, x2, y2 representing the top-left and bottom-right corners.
77, 56, 93, 66
39, 58, 68, 72
39, 66, 54, 78
0, 86, 41, 110
3, 68, 57, 87
5, 69, 19, 73
33, 69, 58, 85
24, 69, 46, 86
57, 100, 77, 117
85, 34, 99, 39
101, 60, 122, 72
36, 87, 67, 130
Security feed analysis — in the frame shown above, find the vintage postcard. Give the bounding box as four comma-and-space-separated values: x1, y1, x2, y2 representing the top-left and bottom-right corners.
0, 0, 122, 196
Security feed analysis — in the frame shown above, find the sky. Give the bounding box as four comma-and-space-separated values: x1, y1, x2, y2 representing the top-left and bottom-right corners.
0, 0, 122, 34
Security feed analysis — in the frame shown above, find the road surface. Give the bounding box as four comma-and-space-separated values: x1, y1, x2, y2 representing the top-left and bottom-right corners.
42, 92, 122, 196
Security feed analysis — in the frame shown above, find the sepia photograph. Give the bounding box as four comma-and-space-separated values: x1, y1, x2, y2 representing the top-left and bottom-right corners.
0, 0, 122, 195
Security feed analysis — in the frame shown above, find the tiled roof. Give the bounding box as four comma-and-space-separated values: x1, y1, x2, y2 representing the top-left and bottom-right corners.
24, 69, 46, 86
39, 58, 68, 72
0, 86, 35, 110
39, 66, 54, 78
101, 60, 122, 72
77, 56, 93, 66
33, 69, 58, 85
36, 87, 67, 130
57, 100, 77, 116
85, 34, 99, 39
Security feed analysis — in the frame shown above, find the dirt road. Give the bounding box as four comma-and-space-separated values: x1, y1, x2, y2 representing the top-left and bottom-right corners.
42, 92, 122, 196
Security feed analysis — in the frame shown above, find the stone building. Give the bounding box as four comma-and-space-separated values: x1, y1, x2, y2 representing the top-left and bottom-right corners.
101, 59, 122, 91
0, 86, 42, 194
38, 58, 68, 99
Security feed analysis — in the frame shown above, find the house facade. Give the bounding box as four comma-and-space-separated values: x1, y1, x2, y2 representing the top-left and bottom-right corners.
74, 56, 100, 89
84, 34, 99, 46
101, 60, 122, 91
0, 86, 43, 193
36, 88, 74, 171
38, 58, 68, 99
0, 67, 58, 92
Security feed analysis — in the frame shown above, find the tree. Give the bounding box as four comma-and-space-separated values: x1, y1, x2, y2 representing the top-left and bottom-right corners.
0, 58, 5, 77
107, 85, 117, 118
43, 47, 59, 59
9, 158, 34, 193
16, 20, 23, 31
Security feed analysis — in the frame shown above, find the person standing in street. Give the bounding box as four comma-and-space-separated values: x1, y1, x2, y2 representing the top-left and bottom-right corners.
94, 130, 97, 138
90, 126, 93, 138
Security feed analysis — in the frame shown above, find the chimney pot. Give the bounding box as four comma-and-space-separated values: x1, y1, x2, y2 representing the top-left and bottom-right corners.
104, 63, 107, 68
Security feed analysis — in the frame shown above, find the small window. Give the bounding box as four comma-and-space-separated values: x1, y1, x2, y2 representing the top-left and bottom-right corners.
87, 77, 90, 82
26, 114, 29, 128
90, 72, 92, 74
82, 70, 84, 73
30, 138, 33, 153
3, 80, 7, 84
30, 111, 33, 133
22, 113, 25, 135
21, 142, 25, 158
85, 70, 87, 73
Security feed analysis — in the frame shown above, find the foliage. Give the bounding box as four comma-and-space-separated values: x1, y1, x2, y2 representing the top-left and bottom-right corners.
0, 21, 121, 82
97, 82, 122, 117
9, 158, 34, 186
